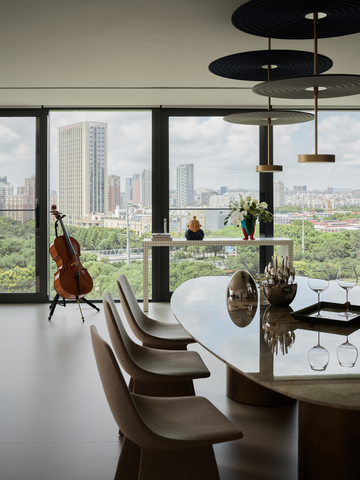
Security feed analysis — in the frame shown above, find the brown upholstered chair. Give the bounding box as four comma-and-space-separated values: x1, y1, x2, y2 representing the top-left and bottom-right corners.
103, 291, 210, 397
90, 325, 243, 480
116, 273, 195, 350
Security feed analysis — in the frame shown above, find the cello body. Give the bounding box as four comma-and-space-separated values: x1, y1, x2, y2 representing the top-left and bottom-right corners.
49, 206, 93, 300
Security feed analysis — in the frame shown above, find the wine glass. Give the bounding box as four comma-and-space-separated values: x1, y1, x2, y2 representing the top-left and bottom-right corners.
308, 269, 330, 317
336, 266, 358, 317
308, 332, 330, 371
337, 336, 358, 368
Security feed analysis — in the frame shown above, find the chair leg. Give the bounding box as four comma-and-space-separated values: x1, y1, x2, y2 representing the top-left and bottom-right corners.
138, 445, 220, 480
114, 437, 141, 480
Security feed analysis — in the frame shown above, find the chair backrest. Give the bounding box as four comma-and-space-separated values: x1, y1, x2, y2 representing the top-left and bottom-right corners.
90, 325, 151, 446
116, 274, 152, 341
103, 291, 142, 378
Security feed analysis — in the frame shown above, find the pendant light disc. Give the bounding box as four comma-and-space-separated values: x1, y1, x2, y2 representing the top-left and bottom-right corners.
298, 154, 335, 163
256, 165, 283, 172
224, 111, 314, 126
232, 0, 360, 39
253, 74, 360, 99
209, 50, 332, 81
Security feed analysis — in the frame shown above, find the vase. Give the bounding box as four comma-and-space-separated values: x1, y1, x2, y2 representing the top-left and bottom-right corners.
240, 217, 257, 240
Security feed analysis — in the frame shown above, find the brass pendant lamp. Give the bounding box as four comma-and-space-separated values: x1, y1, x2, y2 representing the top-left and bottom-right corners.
219, 40, 315, 172
236, 1, 360, 164
298, 13, 334, 163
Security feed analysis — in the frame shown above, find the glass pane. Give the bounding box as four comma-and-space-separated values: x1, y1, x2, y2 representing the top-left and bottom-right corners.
0, 118, 36, 293
49, 111, 152, 300
273, 111, 360, 279
169, 116, 260, 290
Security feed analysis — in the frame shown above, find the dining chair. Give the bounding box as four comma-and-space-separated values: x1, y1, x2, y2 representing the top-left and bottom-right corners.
90, 325, 243, 480
103, 291, 210, 397
116, 273, 195, 350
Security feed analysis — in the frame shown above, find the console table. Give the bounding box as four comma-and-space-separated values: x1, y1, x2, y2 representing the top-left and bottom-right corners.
142, 237, 293, 312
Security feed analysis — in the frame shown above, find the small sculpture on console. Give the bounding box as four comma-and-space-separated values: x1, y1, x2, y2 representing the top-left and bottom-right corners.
185, 216, 205, 240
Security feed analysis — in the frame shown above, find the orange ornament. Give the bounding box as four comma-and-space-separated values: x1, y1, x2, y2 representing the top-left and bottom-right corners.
188, 216, 201, 232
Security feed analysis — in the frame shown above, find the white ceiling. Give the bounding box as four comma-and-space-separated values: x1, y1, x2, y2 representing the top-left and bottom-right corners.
2, 0, 360, 109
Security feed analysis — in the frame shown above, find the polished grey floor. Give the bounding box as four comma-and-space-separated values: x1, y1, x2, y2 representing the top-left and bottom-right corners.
0, 301, 297, 480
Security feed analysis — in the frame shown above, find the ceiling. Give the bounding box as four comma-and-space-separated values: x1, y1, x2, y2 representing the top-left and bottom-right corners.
2, 0, 360, 109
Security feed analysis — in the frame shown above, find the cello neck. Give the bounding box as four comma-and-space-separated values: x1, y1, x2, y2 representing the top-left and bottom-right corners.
58, 216, 76, 257
51, 205, 76, 257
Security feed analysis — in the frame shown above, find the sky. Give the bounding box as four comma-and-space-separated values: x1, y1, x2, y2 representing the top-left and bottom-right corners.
0, 110, 359, 195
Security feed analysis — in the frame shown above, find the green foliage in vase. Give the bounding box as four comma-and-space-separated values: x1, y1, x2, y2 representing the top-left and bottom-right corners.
224, 194, 273, 227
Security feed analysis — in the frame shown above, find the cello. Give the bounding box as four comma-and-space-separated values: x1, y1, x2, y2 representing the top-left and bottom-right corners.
49, 205, 98, 320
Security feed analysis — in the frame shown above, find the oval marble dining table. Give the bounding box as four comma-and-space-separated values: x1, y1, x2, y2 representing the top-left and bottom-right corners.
171, 275, 360, 480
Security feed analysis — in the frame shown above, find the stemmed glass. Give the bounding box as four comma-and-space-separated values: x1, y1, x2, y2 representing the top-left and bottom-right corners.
308, 269, 330, 317
308, 332, 330, 371
337, 336, 358, 368
336, 266, 358, 317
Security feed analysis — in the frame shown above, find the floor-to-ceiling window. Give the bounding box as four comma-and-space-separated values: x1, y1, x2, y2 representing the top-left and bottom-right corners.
273, 111, 360, 280
0, 110, 48, 302
167, 115, 261, 292
49, 110, 152, 300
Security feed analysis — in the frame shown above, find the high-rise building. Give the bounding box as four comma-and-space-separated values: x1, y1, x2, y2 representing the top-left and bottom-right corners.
57, 121, 108, 225
293, 185, 307, 194
125, 178, 133, 205
5, 195, 31, 223
107, 174, 121, 213
274, 180, 284, 207
133, 173, 141, 203
176, 163, 194, 207
141, 168, 152, 207
0, 180, 14, 215
23, 175, 36, 220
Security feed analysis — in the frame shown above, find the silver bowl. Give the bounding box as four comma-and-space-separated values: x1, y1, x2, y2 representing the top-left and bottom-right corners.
262, 282, 297, 307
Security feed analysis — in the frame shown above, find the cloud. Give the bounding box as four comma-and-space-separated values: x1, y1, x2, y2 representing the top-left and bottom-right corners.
2, 110, 360, 198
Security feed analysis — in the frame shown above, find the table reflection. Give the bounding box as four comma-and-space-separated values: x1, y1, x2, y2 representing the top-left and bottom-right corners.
255, 293, 360, 369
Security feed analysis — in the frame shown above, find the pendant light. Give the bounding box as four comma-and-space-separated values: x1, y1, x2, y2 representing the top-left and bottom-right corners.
215, 40, 315, 172
298, 13, 334, 163
232, 1, 360, 163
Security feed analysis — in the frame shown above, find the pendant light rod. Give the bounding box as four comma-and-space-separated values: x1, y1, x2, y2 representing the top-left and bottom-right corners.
314, 12, 318, 155
267, 38, 272, 166
298, 12, 335, 163
268, 117, 271, 165
256, 37, 283, 172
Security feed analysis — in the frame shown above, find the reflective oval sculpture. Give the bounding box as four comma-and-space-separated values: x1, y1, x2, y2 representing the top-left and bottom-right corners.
227, 270, 258, 328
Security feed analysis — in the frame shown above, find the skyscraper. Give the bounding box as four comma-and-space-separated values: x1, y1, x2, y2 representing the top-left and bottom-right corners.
274, 180, 285, 207
141, 168, 152, 207
107, 174, 121, 213
57, 121, 108, 225
176, 163, 194, 207
133, 173, 141, 203
125, 178, 133, 205
0, 178, 13, 216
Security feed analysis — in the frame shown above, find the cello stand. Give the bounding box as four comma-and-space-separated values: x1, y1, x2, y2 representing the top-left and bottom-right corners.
48, 294, 100, 322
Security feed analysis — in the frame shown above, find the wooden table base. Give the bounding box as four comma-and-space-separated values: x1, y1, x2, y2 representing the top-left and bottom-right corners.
226, 366, 294, 406
298, 401, 360, 480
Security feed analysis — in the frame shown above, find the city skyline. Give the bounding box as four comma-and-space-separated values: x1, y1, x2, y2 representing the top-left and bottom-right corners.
1, 111, 360, 197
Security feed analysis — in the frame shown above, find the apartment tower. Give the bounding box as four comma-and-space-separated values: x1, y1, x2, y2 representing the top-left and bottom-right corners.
176, 163, 194, 207
57, 122, 108, 225
107, 174, 121, 212
274, 180, 285, 207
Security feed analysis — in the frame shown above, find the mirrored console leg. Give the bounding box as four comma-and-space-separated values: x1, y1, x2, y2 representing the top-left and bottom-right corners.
298, 401, 360, 480
226, 366, 294, 406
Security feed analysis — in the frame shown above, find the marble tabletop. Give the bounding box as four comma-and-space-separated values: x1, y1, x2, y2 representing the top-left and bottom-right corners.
171, 275, 360, 410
